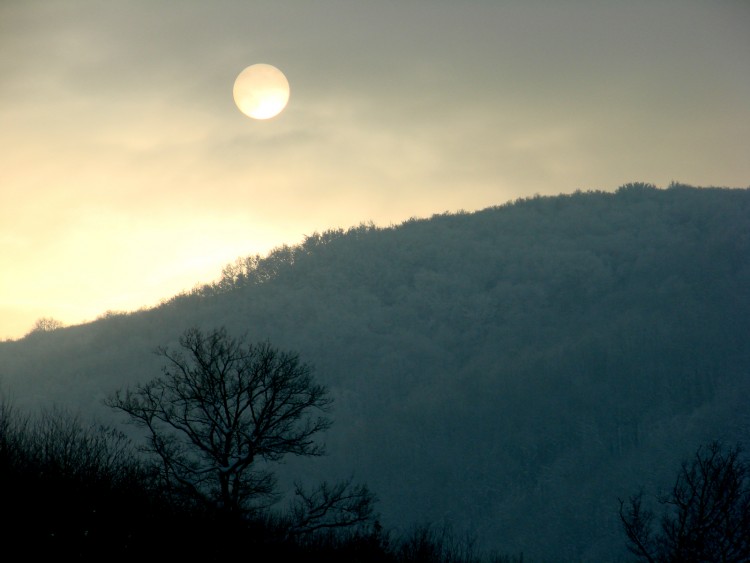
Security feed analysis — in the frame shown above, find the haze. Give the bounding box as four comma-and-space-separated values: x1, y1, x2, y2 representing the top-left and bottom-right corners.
1, 1, 748, 339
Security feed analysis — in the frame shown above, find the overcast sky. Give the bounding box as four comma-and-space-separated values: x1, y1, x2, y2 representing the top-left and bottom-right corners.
1, 0, 748, 339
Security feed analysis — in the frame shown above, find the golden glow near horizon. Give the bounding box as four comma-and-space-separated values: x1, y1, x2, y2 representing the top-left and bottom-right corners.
1, 2, 748, 340
233, 64, 290, 120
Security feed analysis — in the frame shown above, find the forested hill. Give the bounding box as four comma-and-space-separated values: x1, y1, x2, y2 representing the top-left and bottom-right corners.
2, 183, 749, 561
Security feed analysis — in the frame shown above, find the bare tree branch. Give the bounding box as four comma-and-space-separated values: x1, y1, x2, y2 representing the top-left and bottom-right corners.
288, 477, 376, 537
620, 441, 750, 562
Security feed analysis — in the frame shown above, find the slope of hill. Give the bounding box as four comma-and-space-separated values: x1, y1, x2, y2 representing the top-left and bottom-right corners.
2, 183, 749, 561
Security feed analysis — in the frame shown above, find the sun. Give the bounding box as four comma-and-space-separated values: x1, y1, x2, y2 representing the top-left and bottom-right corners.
233, 64, 290, 120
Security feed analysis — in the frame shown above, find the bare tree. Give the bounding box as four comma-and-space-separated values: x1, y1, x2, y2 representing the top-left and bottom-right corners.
27, 317, 64, 335
288, 477, 376, 537
106, 326, 333, 517
619, 441, 750, 562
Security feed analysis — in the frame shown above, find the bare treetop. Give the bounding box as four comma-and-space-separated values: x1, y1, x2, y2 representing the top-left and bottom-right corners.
107, 326, 332, 516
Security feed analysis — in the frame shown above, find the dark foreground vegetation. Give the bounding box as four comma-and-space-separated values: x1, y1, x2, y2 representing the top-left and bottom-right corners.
2, 399, 747, 561
620, 441, 750, 562
0, 399, 525, 562
2, 183, 749, 560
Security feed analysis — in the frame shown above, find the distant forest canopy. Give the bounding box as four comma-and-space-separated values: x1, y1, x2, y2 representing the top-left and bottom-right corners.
173, 182, 747, 299
1, 182, 749, 561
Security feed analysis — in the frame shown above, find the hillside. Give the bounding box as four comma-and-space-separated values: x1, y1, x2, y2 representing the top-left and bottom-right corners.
1, 183, 749, 561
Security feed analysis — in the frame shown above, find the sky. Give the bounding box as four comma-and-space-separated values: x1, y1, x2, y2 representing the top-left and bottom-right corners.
1, 1, 749, 340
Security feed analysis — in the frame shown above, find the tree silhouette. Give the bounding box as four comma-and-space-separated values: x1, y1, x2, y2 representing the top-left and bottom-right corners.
106, 326, 333, 517
27, 317, 64, 334
619, 441, 750, 562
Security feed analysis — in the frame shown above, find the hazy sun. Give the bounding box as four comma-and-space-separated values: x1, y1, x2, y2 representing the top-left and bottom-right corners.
233, 64, 290, 120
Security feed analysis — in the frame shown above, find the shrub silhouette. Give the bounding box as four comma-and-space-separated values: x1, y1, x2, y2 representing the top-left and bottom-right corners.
620, 441, 750, 562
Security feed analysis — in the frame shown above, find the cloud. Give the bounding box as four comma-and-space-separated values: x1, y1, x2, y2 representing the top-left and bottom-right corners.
1, 0, 749, 338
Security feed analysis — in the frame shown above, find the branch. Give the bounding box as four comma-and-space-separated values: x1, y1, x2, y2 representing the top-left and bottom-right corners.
619, 493, 658, 563
288, 478, 376, 537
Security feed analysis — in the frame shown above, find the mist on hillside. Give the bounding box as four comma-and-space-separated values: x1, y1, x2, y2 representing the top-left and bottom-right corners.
2, 183, 749, 561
